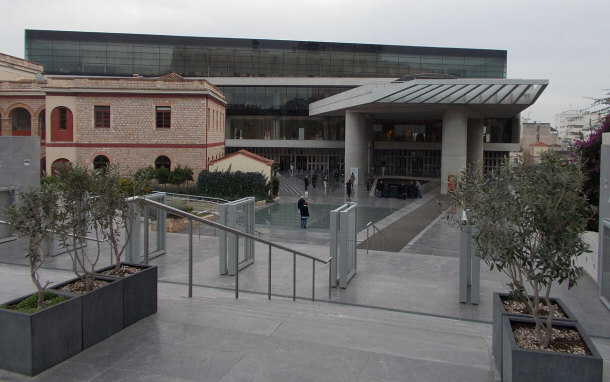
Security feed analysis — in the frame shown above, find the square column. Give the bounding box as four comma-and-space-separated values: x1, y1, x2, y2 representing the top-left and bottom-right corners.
441, 107, 468, 194
345, 111, 368, 185
467, 118, 484, 166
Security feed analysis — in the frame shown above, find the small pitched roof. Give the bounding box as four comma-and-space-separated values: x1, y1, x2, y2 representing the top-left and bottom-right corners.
209, 149, 274, 166
158, 72, 186, 81
530, 142, 549, 147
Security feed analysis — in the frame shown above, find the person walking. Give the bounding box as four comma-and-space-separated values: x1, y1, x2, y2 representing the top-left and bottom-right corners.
346, 179, 353, 198
304, 175, 309, 192
300, 201, 310, 229
312, 173, 318, 189
297, 195, 305, 211
323, 173, 328, 191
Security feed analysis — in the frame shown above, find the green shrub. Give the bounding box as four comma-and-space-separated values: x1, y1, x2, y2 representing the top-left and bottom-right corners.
196, 170, 270, 200
166, 201, 194, 219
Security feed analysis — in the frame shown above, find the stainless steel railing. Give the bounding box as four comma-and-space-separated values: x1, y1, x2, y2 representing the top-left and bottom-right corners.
129, 196, 331, 302
365, 221, 396, 253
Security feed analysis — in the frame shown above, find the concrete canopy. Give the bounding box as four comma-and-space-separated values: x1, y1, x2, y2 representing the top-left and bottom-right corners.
309, 78, 548, 118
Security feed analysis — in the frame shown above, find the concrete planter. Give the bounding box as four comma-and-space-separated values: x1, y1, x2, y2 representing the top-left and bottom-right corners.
502, 315, 602, 382
0, 292, 82, 376
492, 292, 576, 374
52, 275, 123, 349
97, 263, 158, 327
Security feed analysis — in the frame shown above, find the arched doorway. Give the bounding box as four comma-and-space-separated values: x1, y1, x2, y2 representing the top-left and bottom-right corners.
51, 158, 70, 175
51, 106, 73, 141
154, 155, 171, 170
11, 108, 31, 136
93, 155, 110, 169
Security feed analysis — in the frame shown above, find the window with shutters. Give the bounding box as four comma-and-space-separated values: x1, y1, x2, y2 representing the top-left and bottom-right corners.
94, 106, 110, 128
156, 106, 171, 128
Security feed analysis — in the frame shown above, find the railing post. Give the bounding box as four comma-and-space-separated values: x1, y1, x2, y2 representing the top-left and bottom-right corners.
312, 260, 315, 302
144, 206, 149, 265
328, 263, 331, 299
188, 219, 193, 298
235, 237, 239, 299
293, 252, 296, 301
268, 245, 272, 300
366, 224, 369, 254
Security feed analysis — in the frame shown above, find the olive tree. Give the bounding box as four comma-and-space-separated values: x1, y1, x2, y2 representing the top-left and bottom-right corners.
447, 152, 591, 348
4, 184, 59, 309
89, 165, 150, 272
53, 164, 99, 291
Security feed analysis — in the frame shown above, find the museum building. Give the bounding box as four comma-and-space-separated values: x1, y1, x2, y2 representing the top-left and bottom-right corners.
20, 30, 546, 192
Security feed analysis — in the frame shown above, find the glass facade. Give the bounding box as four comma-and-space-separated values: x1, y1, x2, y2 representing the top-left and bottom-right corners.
26, 30, 507, 78
219, 86, 352, 116
24, 30, 513, 179
228, 116, 344, 141
371, 119, 442, 143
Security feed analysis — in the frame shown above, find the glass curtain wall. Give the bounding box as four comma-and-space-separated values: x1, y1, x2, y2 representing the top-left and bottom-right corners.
26, 30, 507, 78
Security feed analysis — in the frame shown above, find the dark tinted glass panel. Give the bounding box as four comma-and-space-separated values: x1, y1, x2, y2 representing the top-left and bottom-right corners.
25, 30, 507, 78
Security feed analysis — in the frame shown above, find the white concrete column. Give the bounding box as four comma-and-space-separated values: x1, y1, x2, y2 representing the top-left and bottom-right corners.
345, 111, 368, 185
467, 118, 484, 166
441, 107, 468, 194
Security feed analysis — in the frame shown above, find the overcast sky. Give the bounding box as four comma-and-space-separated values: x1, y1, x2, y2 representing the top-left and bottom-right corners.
1, 0, 608, 124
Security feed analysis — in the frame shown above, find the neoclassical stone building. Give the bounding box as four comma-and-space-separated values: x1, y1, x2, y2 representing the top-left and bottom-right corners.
0, 53, 226, 176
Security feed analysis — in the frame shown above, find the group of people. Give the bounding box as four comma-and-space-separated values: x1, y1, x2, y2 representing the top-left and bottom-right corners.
375, 179, 422, 199
303, 172, 329, 192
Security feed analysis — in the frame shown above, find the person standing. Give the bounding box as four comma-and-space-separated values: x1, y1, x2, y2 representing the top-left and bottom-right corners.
300, 201, 310, 229
346, 179, 353, 198
312, 173, 318, 188
297, 195, 305, 211
323, 173, 328, 190
304, 175, 309, 191
416, 180, 423, 198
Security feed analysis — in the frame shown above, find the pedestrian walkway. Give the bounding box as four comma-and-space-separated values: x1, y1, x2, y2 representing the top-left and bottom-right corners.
2, 177, 610, 381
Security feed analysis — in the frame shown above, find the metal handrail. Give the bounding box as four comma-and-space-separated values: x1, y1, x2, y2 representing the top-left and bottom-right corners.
0, 219, 107, 243
365, 221, 396, 253
128, 196, 331, 302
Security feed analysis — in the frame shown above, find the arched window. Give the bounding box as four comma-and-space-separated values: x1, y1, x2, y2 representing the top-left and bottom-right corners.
11, 108, 31, 136
51, 158, 70, 176
93, 155, 110, 169
154, 155, 171, 170
51, 106, 73, 141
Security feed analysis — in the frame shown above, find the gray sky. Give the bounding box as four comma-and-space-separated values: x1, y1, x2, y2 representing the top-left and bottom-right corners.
1, 0, 608, 123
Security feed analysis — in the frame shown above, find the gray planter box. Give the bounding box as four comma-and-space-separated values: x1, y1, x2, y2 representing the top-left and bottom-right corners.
0, 292, 82, 376
52, 275, 123, 349
492, 292, 576, 375
502, 315, 602, 382
96, 263, 157, 327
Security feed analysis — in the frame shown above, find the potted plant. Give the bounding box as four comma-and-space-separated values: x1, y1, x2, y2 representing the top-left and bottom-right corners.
49, 164, 124, 349
0, 184, 82, 376
447, 152, 602, 381
92, 166, 157, 327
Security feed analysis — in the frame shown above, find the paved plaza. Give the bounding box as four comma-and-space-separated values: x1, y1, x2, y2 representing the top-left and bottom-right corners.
1, 173, 610, 381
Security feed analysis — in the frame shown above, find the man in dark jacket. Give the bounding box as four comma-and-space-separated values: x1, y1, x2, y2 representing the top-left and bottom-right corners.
300, 201, 310, 229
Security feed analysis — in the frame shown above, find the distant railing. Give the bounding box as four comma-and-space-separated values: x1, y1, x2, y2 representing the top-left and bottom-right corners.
129, 196, 332, 302
365, 221, 396, 253
161, 192, 228, 217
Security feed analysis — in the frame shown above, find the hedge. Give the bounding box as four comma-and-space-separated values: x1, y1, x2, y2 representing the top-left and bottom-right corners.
197, 170, 270, 200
